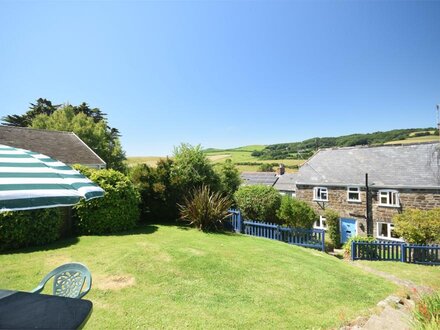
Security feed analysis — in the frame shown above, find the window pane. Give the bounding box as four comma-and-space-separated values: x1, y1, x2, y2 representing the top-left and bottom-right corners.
380, 192, 388, 204
349, 192, 359, 200
379, 223, 388, 237
391, 192, 398, 205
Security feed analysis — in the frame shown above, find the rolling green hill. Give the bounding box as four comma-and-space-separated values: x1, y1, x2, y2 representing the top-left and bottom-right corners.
127, 128, 439, 172
254, 128, 438, 160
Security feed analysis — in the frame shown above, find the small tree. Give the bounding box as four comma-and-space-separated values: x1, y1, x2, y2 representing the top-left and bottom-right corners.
324, 209, 341, 248
217, 159, 241, 200
393, 208, 440, 244
171, 143, 220, 194
130, 159, 179, 222
277, 196, 317, 228
178, 185, 232, 231
258, 163, 273, 172
234, 185, 281, 223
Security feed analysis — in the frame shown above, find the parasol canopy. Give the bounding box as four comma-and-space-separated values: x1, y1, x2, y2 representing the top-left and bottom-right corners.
0, 144, 104, 212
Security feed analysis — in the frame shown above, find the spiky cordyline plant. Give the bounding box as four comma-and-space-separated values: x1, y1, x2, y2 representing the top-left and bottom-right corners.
178, 185, 232, 232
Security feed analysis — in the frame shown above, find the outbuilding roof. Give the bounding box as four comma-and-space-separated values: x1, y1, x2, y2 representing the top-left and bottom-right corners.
274, 173, 298, 192
296, 142, 440, 189
0, 126, 106, 168
241, 172, 278, 186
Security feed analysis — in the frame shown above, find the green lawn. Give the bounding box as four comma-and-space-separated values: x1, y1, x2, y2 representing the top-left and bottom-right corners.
0, 225, 397, 329
357, 261, 440, 290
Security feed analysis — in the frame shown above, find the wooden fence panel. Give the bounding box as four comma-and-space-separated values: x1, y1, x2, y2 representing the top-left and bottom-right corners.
351, 241, 440, 266
227, 210, 325, 251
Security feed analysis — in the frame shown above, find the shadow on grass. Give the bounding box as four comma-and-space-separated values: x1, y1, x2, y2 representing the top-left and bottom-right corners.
0, 236, 81, 255
0, 225, 159, 255
145, 220, 238, 236
93, 224, 159, 237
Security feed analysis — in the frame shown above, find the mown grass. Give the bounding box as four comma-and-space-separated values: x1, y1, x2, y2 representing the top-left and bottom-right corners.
357, 261, 440, 290
0, 225, 397, 329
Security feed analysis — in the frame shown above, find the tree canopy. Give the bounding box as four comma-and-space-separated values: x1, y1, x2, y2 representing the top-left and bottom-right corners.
2, 99, 126, 171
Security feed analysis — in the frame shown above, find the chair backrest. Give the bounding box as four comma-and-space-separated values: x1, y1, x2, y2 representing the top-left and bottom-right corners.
32, 263, 92, 299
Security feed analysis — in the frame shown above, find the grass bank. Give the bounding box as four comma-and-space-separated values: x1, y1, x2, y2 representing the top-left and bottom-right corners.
0, 225, 396, 329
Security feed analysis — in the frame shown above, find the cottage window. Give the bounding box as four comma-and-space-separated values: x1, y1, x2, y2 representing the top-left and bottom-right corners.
313, 187, 328, 201
378, 190, 399, 207
376, 222, 402, 241
314, 216, 327, 230
347, 187, 361, 202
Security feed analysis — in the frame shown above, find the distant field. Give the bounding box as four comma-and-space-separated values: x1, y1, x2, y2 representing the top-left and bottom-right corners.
408, 130, 436, 137
385, 135, 439, 145
126, 156, 165, 167
204, 146, 304, 173
126, 144, 304, 173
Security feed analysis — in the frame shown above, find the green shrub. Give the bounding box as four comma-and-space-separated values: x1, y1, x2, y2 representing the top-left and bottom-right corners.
74, 167, 140, 235
324, 209, 341, 248
216, 159, 241, 200
277, 196, 317, 228
343, 235, 376, 258
171, 143, 221, 194
130, 159, 179, 223
257, 163, 274, 172
234, 185, 281, 223
324, 236, 335, 253
0, 208, 63, 251
393, 208, 440, 244
412, 292, 440, 329
178, 185, 232, 232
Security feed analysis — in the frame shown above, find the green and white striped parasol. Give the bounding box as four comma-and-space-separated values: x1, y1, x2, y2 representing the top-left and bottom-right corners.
0, 144, 104, 211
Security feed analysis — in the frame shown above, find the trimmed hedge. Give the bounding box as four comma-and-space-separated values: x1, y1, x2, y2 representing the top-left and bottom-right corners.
234, 185, 281, 223
0, 208, 63, 251
73, 167, 140, 235
277, 196, 317, 228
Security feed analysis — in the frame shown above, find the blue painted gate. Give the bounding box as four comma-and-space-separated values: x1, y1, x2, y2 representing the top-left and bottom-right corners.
340, 218, 357, 243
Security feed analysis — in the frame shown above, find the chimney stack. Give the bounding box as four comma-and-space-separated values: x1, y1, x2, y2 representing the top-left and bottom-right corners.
277, 163, 285, 176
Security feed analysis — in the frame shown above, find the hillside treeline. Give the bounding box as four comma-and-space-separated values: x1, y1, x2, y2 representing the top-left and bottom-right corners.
252, 128, 438, 160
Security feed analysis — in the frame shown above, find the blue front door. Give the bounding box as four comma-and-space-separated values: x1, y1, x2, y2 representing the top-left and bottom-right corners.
340, 218, 357, 243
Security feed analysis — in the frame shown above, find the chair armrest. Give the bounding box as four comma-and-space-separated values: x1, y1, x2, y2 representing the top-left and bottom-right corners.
31, 283, 45, 294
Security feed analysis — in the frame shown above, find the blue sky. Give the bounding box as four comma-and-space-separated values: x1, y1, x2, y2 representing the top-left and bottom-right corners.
1, 1, 439, 156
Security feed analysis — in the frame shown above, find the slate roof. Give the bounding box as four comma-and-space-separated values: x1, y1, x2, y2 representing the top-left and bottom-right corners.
241, 172, 278, 186
274, 173, 298, 192
0, 126, 106, 168
296, 142, 440, 189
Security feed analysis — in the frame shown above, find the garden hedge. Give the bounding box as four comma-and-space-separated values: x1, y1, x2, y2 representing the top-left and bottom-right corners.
0, 208, 63, 251
73, 166, 140, 235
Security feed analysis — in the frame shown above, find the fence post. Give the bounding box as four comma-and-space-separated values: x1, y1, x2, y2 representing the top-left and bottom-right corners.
351, 241, 355, 261
321, 230, 325, 252
400, 243, 406, 263
237, 211, 242, 233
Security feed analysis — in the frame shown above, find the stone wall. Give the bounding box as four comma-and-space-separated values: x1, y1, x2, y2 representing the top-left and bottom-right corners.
296, 185, 440, 238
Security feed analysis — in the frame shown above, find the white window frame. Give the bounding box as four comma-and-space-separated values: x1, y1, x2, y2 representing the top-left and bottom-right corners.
378, 190, 400, 207
314, 215, 328, 230
347, 187, 361, 202
313, 187, 328, 202
376, 222, 403, 241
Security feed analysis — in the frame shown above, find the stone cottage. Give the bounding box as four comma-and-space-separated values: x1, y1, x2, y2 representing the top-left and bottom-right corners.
294, 142, 440, 243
